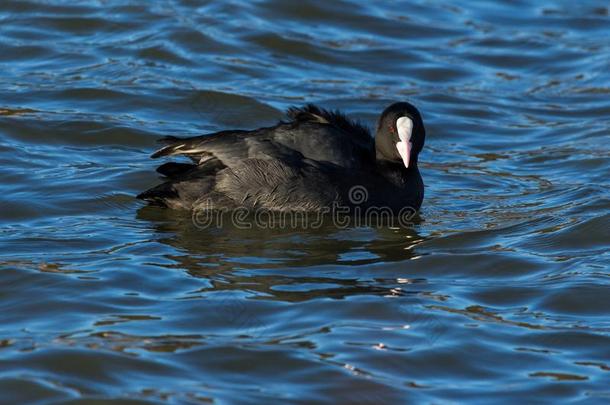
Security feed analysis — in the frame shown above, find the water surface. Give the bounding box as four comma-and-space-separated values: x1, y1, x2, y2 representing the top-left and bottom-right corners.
1, 0, 609, 403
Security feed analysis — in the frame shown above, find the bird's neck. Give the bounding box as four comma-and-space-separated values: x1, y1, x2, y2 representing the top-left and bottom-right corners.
375, 158, 417, 184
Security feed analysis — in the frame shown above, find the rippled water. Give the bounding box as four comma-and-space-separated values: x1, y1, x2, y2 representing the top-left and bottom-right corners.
1, 0, 609, 403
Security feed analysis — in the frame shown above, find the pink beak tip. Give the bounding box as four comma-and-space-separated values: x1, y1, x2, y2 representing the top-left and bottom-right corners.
396, 141, 412, 169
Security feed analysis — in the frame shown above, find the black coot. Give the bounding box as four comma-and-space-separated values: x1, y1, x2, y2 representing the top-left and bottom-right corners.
138, 102, 426, 214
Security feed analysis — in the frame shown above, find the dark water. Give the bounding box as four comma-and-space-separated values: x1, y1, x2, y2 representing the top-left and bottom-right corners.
1, 0, 609, 403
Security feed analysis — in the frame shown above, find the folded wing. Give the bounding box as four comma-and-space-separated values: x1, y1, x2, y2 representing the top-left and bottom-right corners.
138, 105, 371, 209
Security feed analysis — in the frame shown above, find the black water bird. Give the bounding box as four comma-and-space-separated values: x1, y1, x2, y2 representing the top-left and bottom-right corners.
138, 102, 426, 214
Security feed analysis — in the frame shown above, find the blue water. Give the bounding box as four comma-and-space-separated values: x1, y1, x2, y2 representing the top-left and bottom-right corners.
1, 0, 609, 403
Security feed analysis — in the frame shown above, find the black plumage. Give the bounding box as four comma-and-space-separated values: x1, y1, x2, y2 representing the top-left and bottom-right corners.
138, 102, 426, 213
